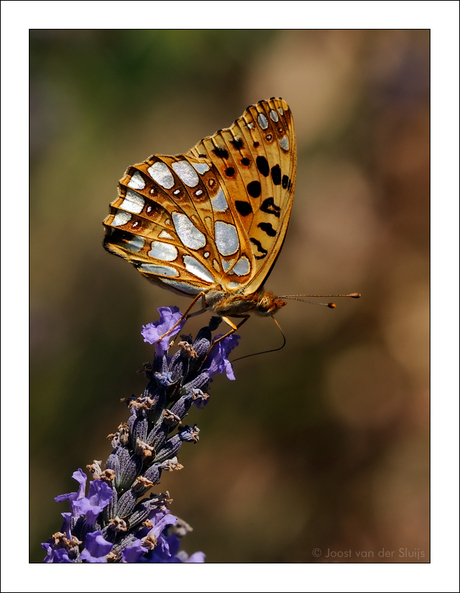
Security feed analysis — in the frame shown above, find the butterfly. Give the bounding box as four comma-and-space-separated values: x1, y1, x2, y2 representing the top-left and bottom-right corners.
103, 97, 296, 338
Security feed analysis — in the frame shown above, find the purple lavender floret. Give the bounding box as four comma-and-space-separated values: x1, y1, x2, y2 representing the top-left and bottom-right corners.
141, 306, 186, 356
42, 307, 239, 563
204, 333, 240, 381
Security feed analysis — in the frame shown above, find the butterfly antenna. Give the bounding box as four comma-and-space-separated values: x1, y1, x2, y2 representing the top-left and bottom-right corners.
231, 316, 286, 363
280, 292, 361, 308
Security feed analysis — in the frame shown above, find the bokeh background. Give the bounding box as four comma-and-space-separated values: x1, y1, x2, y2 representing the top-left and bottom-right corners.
30, 29, 429, 563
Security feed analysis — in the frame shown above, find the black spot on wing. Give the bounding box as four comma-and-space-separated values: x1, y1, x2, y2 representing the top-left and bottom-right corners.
258, 222, 276, 237
235, 201, 253, 216
256, 156, 269, 177
282, 174, 289, 189
247, 181, 261, 198
250, 237, 268, 260
213, 146, 229, 159
271, 164, 281, 185
230, 137, 244, 150
260, 197, 281, 218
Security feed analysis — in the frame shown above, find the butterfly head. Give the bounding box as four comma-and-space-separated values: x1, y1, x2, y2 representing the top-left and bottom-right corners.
254, 290, 287, 317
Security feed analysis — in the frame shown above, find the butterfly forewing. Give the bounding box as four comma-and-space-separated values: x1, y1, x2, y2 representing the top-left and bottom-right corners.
103, 97, 296, 300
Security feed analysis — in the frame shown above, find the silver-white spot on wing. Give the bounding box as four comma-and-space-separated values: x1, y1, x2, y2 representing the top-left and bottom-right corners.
183, 256, 215, 283
257, 113, 269, 130
139, 263, 178, 277
148, 241, 178, 262
148, 161, 175, 189
269, 109, 279, 122
120, 189, 145, 214
215, 221, 239, 256
172, 212, 206, 250
210, 188, 228, 213
124, 236, 145, 253
233, 256, 250, 276
159, 278, 204, 295
127, 171, 145, 190
222, 258, 236, 272
192, 162, 210, 174
279, 136, 289, 151
171, 160, 199, 188
159, 230, 173, 240
112, 211, 132, 226
278, 107, 284, 115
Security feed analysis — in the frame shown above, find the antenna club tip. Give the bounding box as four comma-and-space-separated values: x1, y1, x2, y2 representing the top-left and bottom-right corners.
328, 302, 336, 309
349, 293, 361, 298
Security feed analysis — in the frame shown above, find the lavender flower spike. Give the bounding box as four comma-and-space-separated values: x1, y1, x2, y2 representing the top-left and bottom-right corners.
42, 306, 240, 562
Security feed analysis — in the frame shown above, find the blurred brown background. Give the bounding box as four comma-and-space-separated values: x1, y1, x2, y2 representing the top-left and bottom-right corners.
30, 29, 429, 563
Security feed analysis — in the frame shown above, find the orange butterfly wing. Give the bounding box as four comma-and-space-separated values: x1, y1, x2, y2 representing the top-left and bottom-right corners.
103, 98, 296, 300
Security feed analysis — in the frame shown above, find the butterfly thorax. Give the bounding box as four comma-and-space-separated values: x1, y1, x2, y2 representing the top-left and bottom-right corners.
205, 287, 286, 318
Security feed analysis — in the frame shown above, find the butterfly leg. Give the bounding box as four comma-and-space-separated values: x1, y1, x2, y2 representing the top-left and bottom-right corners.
186, 295, 210, 319
215, 315, 249, 343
